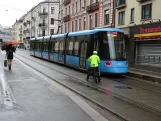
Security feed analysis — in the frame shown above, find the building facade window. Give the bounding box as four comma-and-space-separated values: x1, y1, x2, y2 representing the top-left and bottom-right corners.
68, 6, 70, 15
72, 4, 74, 15
51, 18, 54, 25
72, 21, 74, 32
50, 29, 54, 35
117, 0, 126, 6
79, 19, 81, 31
95, 13, 98, 27
61, 25, 63, 34
65, 8, 67, 15
76, 2, 78, 13
84, 0, 86, 8
80, 0, 81, 11
51, 7, 55, 14
68, 23, 70, 32
104, 9, 109, 25
61, 10, 63, 19
118, 11, 125, 24
90, 0, 92, 5
131, 8, 134, 22
65, 24, 67, 33
43, 7, 46, 13
42, 29, 45, 36
142, 3, 152, 19
95, 0, 98, 3
89, 15, 92, 29
75, 20, 78, 31
83, 17, 86, 30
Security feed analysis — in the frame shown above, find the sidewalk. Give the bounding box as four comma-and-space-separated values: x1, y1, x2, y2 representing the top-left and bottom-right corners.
128, 64, 161, 83
0, 52, 109, 121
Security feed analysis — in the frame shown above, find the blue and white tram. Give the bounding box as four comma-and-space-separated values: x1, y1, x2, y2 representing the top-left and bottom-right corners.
30, 28, 128, 74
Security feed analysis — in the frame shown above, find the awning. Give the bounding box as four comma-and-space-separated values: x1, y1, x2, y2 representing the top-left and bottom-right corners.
134, 32, 161, 38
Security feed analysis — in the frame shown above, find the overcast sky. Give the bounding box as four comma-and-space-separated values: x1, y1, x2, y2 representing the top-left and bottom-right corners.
0, 0, 44, 27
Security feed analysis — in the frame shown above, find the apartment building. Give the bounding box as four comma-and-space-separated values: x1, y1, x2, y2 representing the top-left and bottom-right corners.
115, 0, 161, 65
12, 0, 59, 48
0, 25, 12, 42
58, 0, 114, 34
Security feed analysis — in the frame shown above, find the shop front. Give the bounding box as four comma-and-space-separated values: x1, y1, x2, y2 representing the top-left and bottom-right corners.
130, 22, 161, 65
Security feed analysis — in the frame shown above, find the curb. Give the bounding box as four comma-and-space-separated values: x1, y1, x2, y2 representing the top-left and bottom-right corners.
0, 60, 16, 106
127, 71, 161, 83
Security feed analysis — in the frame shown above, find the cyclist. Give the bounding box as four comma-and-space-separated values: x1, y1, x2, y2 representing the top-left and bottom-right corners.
87, 51, 100, 81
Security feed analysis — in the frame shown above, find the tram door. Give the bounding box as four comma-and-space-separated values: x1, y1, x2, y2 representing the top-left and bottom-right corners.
58, 41, 64, 63
79, 40, 87, 68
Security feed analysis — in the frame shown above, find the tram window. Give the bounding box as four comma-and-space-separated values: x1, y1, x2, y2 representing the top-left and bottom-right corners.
44, 43, 46, 51
51, 42, 55, 53
55, 41, 59, 52
30, 42, 33, 50
73, 41, 79, 56
68, 41, 73, 55
99, 32, 110, 59
93, 35, 99, 52
36, 42, 38, 50
44, 42, 48, 51
59, 41, 63, 51
67, 37, 74, 55
59, 38, 64, 52
73, 37, 79, 56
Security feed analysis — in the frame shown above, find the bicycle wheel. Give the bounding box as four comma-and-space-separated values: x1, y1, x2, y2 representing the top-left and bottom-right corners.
93, 70, 98, 84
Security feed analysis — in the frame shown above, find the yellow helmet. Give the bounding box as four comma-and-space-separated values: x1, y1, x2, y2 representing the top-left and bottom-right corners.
93, 51, 98, 54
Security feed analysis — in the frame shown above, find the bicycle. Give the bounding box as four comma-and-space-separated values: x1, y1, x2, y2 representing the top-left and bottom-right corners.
87, 67, 100, 84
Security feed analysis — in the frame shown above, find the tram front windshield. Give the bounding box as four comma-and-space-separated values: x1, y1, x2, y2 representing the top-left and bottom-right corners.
102, 32, 126, 60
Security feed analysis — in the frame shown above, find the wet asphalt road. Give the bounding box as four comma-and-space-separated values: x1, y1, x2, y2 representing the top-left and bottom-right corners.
13, 50, 161, 121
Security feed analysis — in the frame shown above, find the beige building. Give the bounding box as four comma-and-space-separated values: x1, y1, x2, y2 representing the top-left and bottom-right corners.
115, 0, 161, 28
115, 0, 161, 65
12, 0, 59, 49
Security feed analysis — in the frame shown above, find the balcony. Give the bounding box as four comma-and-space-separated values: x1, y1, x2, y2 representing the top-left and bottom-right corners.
39, 23, 47, 28
86, 2, 99, 13
23, 22, 27, 26
115, 0, 127, 9
26, 29, 30, 33
26, 37, 30, 39
19, 20, 23, 23
63, 15, 71, 22
39, 12, 48, 18
137, 0, 152, 2
64, 0, 71, 6
31, 17, 35, 21
27, 20, 31, 24
23, 30, 26, 34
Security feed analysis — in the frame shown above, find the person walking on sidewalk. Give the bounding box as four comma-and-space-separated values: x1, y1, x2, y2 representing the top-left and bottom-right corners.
6, 44, 16, 70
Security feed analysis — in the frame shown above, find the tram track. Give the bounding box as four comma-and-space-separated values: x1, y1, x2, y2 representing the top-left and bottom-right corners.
108, 75, 161, 95
17, 50, 161, 95
15, 52, 161, 118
